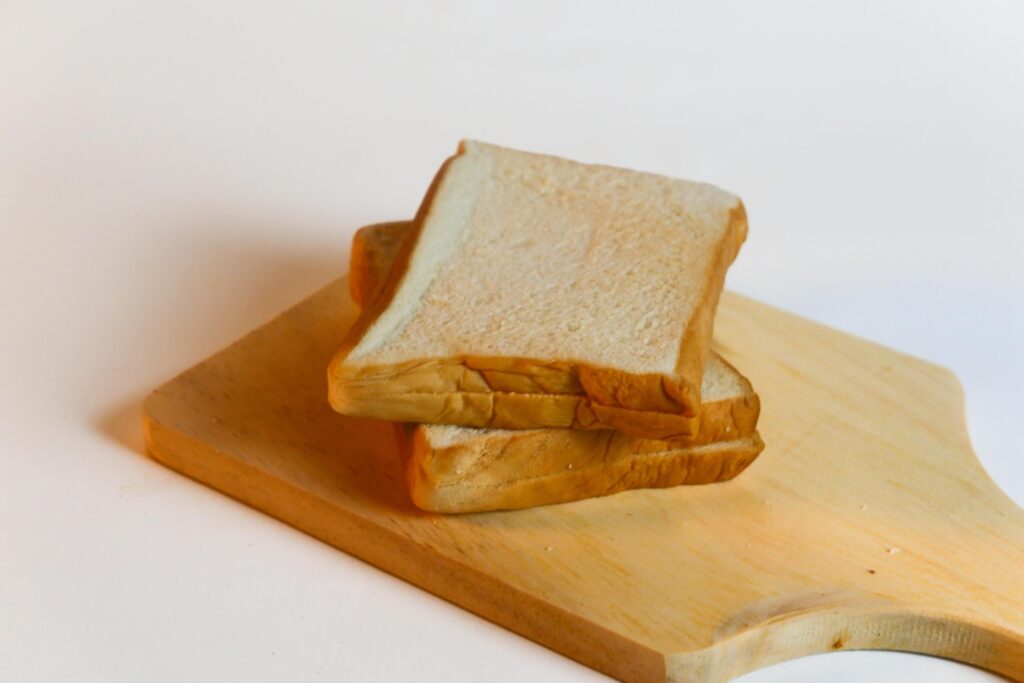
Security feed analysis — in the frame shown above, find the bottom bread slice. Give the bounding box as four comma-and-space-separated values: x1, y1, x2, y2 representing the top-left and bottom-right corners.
396, 424, 763, 512
350, 221, 764, 512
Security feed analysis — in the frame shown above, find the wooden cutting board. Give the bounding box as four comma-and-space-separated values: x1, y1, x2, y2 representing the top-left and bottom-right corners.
142, 278, 1024, 682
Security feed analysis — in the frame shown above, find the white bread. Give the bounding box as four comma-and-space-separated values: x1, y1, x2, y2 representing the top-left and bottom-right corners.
329, 141, 748, 439
350, 222, 763, 512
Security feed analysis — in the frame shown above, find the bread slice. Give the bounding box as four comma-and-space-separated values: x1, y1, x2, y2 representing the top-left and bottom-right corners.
330, 141, 748, 439
350, 222, 763, 512
397, 425, 764, 513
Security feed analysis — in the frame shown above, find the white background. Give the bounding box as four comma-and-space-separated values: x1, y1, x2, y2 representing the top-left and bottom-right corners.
2, 1, 1022, 681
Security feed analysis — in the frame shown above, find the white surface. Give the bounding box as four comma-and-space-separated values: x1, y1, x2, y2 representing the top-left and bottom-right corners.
1, 1, 1021, 681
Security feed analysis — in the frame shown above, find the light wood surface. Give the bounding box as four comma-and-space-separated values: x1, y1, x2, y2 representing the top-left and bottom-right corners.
142, 278, 1024, 682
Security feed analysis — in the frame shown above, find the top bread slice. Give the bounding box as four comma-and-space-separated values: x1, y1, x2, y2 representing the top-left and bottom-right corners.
349, 222, 762, 512
329, 141, 748, 439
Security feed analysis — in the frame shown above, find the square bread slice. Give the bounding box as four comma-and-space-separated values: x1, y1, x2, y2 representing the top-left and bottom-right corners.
350, 222, 763, 512
329, 141, 748, 439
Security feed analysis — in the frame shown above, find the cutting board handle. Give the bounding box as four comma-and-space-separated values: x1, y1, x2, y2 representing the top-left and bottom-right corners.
669, 597, 1024, 680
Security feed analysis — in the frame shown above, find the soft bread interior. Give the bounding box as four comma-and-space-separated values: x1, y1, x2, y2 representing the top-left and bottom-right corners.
348, 141, 743, 374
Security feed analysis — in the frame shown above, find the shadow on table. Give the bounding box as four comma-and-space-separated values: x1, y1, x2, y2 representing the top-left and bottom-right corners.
92, 218, 373, 458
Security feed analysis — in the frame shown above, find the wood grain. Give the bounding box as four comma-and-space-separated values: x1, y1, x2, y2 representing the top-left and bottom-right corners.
142, 278, 1024, 682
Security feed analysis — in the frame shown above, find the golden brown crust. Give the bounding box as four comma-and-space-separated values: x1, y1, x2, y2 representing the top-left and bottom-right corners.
330, 355, 700, 438
348, 222, 409, 308
332, 353, 758, 442
332, 355, 702, 439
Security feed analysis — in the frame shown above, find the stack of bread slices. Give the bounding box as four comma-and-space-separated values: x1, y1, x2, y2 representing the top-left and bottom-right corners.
330, 140, 763, 513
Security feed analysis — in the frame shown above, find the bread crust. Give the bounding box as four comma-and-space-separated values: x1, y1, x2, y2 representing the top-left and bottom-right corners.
347, 221, 407, 312
331, 355, 702, 438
